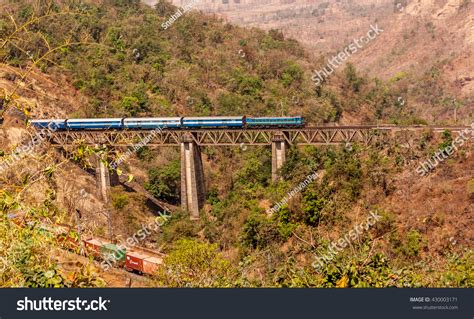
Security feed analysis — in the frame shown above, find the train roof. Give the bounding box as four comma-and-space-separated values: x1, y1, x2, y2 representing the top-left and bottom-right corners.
183, 116, 244, 120
84, 238, 111, 246
124, 117, 182, 121
248, 116, 303, 119
67, 118, 123, 122
30, 119, 66, 122
128, 248, 164, 259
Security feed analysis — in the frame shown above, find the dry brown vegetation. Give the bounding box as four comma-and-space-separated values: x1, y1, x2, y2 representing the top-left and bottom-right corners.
0, 0, 472, 287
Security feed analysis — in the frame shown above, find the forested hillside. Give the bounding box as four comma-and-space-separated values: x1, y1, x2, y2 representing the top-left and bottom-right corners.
163, 0, 473, 124
2, 0, 450, 124
0, 0, 472, 288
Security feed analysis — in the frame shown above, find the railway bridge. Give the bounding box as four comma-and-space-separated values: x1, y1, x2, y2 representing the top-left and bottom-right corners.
47, 125, 470, 219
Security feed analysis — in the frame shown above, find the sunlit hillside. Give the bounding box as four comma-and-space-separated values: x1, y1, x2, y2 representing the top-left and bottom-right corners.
0, 0, 472, 288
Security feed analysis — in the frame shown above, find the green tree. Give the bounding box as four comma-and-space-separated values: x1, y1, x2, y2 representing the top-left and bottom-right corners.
145, 160, 181, 204
344, 63, 364, 93
154, 0, 176, 16
155, 239, 234, 287
241, 213, 280, 249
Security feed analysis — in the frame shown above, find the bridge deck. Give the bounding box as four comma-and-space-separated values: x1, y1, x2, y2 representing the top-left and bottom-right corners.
47, 126, 472, 147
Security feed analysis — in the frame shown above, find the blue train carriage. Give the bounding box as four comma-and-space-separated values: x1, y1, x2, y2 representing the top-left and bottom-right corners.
123, 117, 182, 130
181, 116, 245, 128
30, 119, 67, 130
246, 116, 304, 128
65, 118, 124, 130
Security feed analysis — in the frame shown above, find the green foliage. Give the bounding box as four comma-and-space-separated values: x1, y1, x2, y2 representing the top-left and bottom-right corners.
2, 0, 472, 289
231, 71, 263, 96
273, 205, 297, 240
395, 230, 424, 258
235, 150, 271, 188
217, 92, 249, 115
302, 190, 326, 225
23, 266, 68, 288
111, 193, 129, 209
279, 146, 309, 180
136, 145, 152, 161
324, 146, 362, 203
154, 0, 176, 16
440, 251, 473, 287
155, 239, 235, 287
314, 252, 422, 288
145, 160, 180, 204
108, 0, 140, 8
120, 83, 149, 115
372, 210, 396, 237
0, 215, 104, 288
438, 130, 453, 151
280, 61, 303, 87
159, 210, 200, 243
0, 191, 20, 212
241, 213, 281, 249
206, 187, 220, 206
344, 63, 364, 93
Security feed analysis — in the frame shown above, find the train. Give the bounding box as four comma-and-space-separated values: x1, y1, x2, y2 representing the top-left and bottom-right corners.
30, 116, 304, 130
8, 213, 164, 276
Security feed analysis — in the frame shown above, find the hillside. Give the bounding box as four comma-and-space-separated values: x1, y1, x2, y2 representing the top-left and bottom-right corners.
156, 0, 473, 124
0, 0, 473, 288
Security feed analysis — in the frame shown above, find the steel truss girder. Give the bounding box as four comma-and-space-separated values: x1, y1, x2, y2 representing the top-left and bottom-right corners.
47, 127, 388, 147
47, 125, 470, 147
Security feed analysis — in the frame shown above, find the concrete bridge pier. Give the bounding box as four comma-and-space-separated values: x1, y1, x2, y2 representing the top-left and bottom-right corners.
180, 134, 206, 220
93, 145, 119, 203
272, 133, 288, 182
95, 153, 111, 203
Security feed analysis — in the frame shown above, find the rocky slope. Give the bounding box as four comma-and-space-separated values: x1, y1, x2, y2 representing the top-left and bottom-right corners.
146, 0, 473, 121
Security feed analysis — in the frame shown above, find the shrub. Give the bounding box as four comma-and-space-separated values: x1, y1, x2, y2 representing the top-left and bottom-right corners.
145, 160, 180, 204
207, 187, 220, 205
231, 71, 263, 96
241, 213, 280, 249
344, 63, 364, 93
440, 251, 473, 287
111, 193, 129, 209
325, 147, 362, 203
136, 146, 152, 161
397, 230, 424, 258
217, 92, 248, 115
302, 190, 326, 226
155, 239, 234, 287
372, 210, 396, 237
154, 0, 176, 16
120, 83, 150, 116
273, 205, 297, 240
314, 251, 422, 288
438, 130, 453, 152
0, 213, 104, 287
280, 61, 303, 87
235, 151, 271, 188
